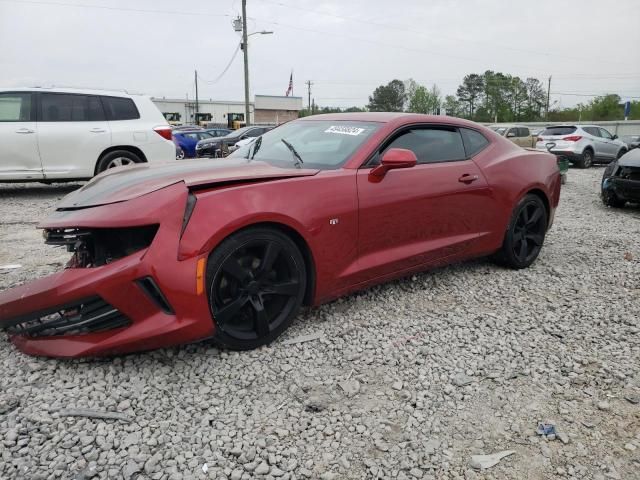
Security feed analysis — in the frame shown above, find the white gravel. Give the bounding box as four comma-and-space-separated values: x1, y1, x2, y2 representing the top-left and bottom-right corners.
1, 168, 639, 480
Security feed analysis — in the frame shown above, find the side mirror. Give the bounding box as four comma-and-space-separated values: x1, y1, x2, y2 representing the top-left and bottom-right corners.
369, 148, 417, 181
612, 134, 618, 140
506, 132, 516, 138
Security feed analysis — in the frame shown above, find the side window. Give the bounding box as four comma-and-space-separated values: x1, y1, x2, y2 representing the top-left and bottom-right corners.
183, 133, 199, 140
246, 129, 261, 137
599, 128, 613, 139
585, 127, 600, 137
0, 93, 32, 121
460, 128, 489, 157
506, 128, 518, 137
101, 96, 140, 120
383, 128, 466, 164
41, 93, 98, 122
87, 96, 106, 121
519, 127, 530, 137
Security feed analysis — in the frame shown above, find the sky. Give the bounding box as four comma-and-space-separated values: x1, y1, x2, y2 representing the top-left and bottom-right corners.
1, 0, 639, 110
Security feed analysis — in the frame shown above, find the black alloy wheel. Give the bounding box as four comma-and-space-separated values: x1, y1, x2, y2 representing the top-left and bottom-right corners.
206, 227, 306, 350
494, 194, 548, 269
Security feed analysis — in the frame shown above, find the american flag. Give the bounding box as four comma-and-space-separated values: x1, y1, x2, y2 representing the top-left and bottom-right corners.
285, 72, 293, 96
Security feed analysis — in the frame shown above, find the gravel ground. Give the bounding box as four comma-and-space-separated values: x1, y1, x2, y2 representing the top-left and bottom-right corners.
1, 168, 639, 480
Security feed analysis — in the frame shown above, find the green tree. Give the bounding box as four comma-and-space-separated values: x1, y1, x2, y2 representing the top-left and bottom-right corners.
367, 79, 406, 111
407, 83, 441, 114
524, 77, 546, 120
456, 73, 484, 118
588, 94, 623, 120
443, 95, 464, 117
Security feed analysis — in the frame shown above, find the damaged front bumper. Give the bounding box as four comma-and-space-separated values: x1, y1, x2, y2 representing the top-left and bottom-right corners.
0, 183, 214, 357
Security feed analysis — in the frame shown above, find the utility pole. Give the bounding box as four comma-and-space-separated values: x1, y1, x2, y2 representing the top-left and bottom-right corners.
194, 70, 199, 123
305, 80, 313, 115
546, 75, 551, 121
242, 0, 250, 126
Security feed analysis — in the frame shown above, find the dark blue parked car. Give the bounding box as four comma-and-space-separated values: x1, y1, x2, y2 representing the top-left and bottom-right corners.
173, 130, 216, 159
173, 128, 233, 159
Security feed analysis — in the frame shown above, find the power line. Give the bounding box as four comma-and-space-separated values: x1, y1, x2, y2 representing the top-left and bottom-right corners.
261, 0, 633, 68
551, 92, 640, 98
198, 43, 242, 85
1, 0, 232, 18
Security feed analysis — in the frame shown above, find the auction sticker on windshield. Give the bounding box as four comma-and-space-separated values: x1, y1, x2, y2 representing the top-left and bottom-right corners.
325, 125, 366, 136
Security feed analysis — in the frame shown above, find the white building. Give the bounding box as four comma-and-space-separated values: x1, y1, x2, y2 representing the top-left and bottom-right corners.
151, 95, 302, 127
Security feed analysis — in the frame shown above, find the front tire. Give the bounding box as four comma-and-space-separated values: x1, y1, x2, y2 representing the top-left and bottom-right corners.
601, 161, 625, 208
96, 150, 142, 173
493, 194, 548, 269
206, 227, 307, 350
575, 149, 593, 169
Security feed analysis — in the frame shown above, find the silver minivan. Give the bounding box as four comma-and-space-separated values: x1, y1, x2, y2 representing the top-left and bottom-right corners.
536, 124, 627, 168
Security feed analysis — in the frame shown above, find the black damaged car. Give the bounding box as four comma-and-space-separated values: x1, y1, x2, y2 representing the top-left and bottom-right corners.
601, 148, 640, 207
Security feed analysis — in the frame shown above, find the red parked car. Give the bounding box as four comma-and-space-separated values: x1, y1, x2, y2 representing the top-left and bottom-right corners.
0, 113, 561, 357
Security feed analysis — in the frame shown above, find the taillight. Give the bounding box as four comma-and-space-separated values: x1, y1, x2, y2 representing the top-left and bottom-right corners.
153, 126, 173, 141
563, 135, 582, 142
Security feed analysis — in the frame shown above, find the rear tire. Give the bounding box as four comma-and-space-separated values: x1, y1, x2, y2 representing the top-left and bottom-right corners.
493, 194, 548, 269
96, 150, 142, 173
575, 149, 593, 169
206, 227, 307, 350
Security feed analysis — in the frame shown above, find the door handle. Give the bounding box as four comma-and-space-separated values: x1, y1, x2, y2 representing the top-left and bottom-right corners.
15, 128, 35, 134
458, 174, 479, 184
90, 128, 106, 133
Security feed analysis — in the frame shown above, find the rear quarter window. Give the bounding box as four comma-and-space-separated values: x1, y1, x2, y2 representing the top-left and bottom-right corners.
460, 128, 489, 157
101, 96, 140, 121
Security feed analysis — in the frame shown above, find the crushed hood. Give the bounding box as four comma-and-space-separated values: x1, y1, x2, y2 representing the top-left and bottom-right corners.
57, 159, 319, 209
619, 148, 640, 168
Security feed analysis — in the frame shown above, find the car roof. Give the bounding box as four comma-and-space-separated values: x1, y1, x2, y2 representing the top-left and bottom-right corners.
489, 124, 528, 128
298, 112, 485, 130
174, 130, 202, 134
0, 86, 143, 97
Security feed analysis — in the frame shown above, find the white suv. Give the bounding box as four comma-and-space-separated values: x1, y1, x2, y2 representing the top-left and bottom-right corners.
0, 87, 175, 181
535, 124, 627, 168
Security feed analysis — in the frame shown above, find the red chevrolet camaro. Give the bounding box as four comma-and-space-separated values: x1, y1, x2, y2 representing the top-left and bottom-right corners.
0, 113, 561, 357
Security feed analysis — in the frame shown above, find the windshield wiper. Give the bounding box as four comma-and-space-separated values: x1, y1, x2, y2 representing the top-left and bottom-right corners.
246, 135, 262, 160
280, 138, 304, 168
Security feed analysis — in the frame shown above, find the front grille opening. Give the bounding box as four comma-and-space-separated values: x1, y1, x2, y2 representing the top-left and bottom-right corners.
136, 276, 174, 314
44, 225, 158, 268
5, 297, 130, 337
618, 166, 640, 181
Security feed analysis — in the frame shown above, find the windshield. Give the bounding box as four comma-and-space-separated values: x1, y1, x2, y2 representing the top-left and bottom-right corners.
229, 120, 380, 169
490, 126, 507, 135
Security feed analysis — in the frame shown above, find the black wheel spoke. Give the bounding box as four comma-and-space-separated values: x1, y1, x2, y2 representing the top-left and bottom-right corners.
522, 206, 530, 224
257, 241, 280, 278
250, 296, 270, 337
518, 238, 528, 260
215, 295, 249, 324
527, 207, 542, 226
526, 233, 543, 246
222, 257, 251, 284
262, 280, 299, 297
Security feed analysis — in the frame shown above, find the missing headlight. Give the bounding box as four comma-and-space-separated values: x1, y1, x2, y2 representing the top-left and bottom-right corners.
44, 225, 159, 268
